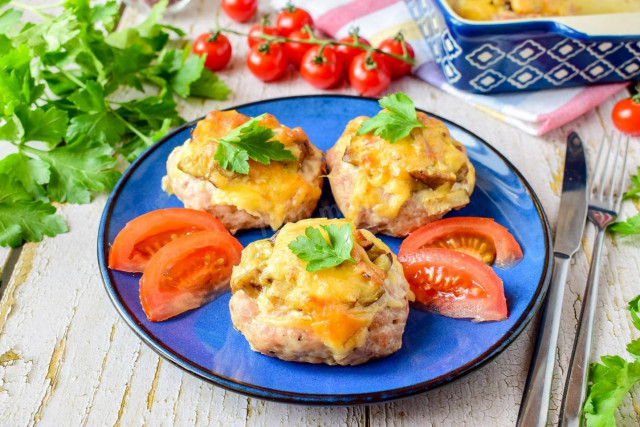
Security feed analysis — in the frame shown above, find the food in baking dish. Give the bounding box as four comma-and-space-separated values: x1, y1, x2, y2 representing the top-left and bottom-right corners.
162, 110, 324, 233
326, 111, 475, 237
229, 218, 411, 366
447, 0, 640, 21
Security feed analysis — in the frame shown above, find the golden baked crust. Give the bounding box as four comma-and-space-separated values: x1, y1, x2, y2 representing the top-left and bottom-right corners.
162, 110, 324, 233
229, 218, 411, 366
326, 111, 475, 237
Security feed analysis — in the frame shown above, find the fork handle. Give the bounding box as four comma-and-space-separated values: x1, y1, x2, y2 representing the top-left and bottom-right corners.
517, 254, 572, 427
559, 227, 606, 427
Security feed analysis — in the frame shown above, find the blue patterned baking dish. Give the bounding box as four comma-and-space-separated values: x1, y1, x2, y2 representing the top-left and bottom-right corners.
405, 0, 640, 93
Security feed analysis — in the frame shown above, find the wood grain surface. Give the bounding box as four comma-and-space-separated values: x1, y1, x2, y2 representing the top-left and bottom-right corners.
1, 1, 639, 425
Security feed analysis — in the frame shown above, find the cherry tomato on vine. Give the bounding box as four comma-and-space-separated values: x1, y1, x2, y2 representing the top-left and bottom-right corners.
221, 0, 257, 23
378, 34, 415, 78
246, 43, 288, 82
612, 93, 640, 135
300, 45, 342, 89
248, 23, 280, 48
192, 32, 232, 71
275, 5, 313, 36
284, 29, 312, 66
349, 52, 391, 96
335, 32, 370, 71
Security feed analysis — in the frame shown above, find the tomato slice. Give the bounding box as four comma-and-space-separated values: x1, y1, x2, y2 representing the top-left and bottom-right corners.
140, 230, 243, 322
399, 217, 523, 268
399, 248, 507, 322
108, 208, 228, 273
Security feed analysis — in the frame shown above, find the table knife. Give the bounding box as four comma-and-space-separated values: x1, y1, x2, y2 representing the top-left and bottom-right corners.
517, 132, 588, 427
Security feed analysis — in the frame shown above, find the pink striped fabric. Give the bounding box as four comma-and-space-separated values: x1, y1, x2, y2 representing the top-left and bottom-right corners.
315, 0, 400, 35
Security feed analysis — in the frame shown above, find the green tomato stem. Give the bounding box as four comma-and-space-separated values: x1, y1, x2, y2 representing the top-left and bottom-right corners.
220, 27, 416, 66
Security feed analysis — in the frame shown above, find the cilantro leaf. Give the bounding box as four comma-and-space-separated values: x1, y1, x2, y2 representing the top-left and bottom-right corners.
623, 167, 640, 200
170, 53, 205, 98
629, 295, 640, 331
609, 214, 640, 236
0, 175, 67, 248
288, 223, 356, 272
357, 92, 425, 143
0, 7, 21, 34
23, 142, 120, 204
12, 9, 80, 56
0, 153, 50, 201
66, 111, 126, 146
213, 115, 296, 174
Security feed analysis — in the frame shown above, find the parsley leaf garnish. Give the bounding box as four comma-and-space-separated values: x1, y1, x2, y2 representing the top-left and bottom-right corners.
288, 223, 356, 272
609, 214, 640, 236
213, 114, 296, 174
356, 92, 425, 143
0, 175, 67, 248
623, 166, 640, 200
0, 0, 231, 247
583, 295, 640, 426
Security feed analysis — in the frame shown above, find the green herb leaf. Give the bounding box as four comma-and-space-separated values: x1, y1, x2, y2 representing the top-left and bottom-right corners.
0, 175, 67, 248
12, 9, 80, 55
609, 214, 640, 236
170, 53, 205, 98
213, 114, 296, 174
583, 295, 640, 426
23, 142, 120, 204
623, 167, 640, 200
288, 223, 356, 272
0, 8, 21, 34
0, 153, 50, 201
189, 69, 231, 100
15, 106, 69, 146
356, 92, 425, 143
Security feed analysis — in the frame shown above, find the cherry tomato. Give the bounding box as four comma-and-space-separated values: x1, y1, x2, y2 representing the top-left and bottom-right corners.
399, 248, 508, 322
335, 33, 370, 71
612, 94, 640, 135
192, 32, 232, 71
300, 45, 342, 89
140, 230, 243, 322
284, 29, 312, 66
248, 22, 280, 48
399, 217, 523, 268
275, 5, 313, 36
246, 42, 288, 82
378, 34, 415, 78
109, 208, 228, 273
348, 52, 391, 96
221, 0, 257, 23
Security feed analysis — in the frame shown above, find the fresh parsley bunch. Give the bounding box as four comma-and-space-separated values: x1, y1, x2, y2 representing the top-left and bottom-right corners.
0, 0, 230, 247
583, 295, 640, 426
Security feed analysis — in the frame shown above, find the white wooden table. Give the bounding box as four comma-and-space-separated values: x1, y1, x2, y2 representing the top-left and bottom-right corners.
1, 1, 639, 425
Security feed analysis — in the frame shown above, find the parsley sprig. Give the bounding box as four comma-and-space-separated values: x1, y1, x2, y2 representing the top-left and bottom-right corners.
609, 166, 640, 237
0, 0, 231, 247
356, 92, 424, 143
213, 114, 296, 174
288, 223, 356, 272
583, 295, 640, 426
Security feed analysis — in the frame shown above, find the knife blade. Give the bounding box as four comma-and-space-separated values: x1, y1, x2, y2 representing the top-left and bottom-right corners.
517, 132, 588, 427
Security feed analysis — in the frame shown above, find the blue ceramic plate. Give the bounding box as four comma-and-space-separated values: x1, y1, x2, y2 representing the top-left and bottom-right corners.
98, 95, 552, 405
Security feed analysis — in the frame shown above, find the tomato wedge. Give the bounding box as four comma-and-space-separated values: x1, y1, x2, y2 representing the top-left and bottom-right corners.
140, 230, 243, 322
399, 248, 507, 322
109, 208, 228, 273
399, 217, 523, 268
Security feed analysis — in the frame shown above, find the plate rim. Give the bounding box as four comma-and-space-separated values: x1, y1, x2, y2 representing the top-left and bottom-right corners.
97, 94, 552, 405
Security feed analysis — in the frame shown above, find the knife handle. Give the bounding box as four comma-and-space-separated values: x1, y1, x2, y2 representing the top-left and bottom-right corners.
517, 254, 571, 427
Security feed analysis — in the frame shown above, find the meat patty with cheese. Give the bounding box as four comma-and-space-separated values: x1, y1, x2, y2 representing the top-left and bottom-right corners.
162, 110, 324, 233
229, 218, 411, 366
327, 111, 475, 237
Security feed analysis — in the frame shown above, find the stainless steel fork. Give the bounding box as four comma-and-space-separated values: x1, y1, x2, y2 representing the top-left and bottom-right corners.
559, 132, 630, 427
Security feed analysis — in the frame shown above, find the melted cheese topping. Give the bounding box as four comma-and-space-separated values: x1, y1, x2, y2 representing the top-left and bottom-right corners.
333, 112, 474, 220
448, 0, 640, 20
230, 218, 405, 359
167, 110, 322, 230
